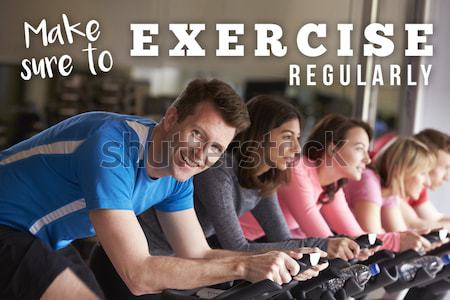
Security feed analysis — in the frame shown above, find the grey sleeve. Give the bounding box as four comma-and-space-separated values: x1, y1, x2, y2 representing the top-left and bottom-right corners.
252, 194, 328, 251
194, 168, 328, 252
138, 208, 175, 256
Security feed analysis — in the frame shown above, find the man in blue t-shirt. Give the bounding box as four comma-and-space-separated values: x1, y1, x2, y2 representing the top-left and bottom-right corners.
0, 79, 326, 300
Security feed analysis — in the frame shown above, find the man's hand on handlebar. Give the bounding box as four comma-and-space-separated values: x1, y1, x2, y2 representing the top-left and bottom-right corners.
282, 247, 328, 260
242, 248, 327, 285
285, 247, 328, 281
293, 261, 329, 281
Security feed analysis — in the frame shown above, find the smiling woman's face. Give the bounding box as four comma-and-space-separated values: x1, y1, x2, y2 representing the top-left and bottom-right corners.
264, 118, 301, 171
333, 126, 371, 181
404, 169, 431, 199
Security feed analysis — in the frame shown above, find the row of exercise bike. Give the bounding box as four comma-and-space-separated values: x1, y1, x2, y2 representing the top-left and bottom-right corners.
137, 230, 450, 300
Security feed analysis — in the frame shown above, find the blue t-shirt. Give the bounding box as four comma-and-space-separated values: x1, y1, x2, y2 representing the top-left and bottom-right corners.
0, 112, 193, 250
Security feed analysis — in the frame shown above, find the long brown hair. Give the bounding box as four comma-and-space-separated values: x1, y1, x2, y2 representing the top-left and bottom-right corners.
303, 114, 373, 204
232, 95, 303, 197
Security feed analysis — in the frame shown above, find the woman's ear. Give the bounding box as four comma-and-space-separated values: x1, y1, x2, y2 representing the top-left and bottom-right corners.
162, 106, 178, 132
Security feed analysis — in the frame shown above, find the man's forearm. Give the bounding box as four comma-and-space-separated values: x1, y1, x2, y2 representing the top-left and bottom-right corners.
135, 255, 246, 295
203, 248, 263, 259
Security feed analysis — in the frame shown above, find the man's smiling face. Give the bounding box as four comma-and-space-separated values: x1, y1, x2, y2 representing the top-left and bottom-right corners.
165, 102, 237, 181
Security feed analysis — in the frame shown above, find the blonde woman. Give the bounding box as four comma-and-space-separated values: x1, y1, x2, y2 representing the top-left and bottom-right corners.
344, 137, 437, 244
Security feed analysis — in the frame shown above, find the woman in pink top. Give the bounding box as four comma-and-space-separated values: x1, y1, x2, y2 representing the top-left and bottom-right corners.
241, 114, 430, 252
344, 137, 438, 240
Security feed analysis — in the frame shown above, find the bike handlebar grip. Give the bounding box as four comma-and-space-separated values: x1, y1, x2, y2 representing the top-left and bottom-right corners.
297, 253, 328, 273
354, 233, 383, 249
298, 253, 321, 266
422, 229, 449, 244
328, 258, 351, 271
361, 250, 395, 266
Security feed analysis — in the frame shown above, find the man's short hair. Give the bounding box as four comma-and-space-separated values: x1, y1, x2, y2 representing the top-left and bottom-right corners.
172, 79, 250, 134
415, 128, 450, 154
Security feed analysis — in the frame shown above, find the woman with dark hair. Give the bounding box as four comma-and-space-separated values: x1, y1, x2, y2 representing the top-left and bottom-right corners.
140, 96, 364, 262
240, 114, 430, 253
193, 96, 365, 259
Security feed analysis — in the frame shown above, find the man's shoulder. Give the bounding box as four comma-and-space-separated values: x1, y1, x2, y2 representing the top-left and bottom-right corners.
75, 113, 156, 150
88, 113, 155, 135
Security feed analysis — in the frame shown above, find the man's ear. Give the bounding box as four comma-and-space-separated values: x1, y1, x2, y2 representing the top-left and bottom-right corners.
163, 106, 178, 131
